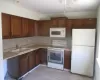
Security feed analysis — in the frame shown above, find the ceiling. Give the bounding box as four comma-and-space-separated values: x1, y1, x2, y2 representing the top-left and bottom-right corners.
15, 0, 100, 14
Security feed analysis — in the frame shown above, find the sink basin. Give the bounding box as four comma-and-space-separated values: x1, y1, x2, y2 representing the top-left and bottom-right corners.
11, 49, 20, 53
11, 48, 30, 53
20, 48, 30, 51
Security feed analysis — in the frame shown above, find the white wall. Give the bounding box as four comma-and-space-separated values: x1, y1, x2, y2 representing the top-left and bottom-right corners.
0, 12, 4, 80
0, 0, 49, 20
94, 5, 100, 80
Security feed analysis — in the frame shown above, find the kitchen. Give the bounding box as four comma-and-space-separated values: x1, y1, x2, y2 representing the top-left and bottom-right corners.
0, 0, 100, 80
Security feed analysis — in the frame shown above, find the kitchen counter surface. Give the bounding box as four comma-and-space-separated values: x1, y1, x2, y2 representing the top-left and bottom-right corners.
3, 44, 71, 60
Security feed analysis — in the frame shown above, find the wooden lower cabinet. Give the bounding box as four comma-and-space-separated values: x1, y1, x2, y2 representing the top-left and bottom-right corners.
35, 50, 40, 66
19, 51, 36, 77
19, 54, 29, 77
28, 51, 36, 70
37, 48, 47, 64
64, 50, 71, 69
7, 48, 71, 79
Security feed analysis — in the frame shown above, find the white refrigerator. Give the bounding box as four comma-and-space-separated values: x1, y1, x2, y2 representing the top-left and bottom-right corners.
71, 29, 96, 77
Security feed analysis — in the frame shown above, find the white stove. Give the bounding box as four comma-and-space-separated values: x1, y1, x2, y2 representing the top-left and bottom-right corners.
47, 40, 67, 70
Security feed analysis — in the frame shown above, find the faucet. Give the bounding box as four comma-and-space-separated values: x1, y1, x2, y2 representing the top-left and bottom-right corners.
16, 44, 19, 49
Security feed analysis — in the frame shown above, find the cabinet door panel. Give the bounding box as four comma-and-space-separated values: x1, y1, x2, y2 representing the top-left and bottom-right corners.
37, 48, 47, 64
28, 52, 36, 70
51, 18, 58, 27
35, 51, 40, 66
2, 13, 11, 39
19, 54, 28, 76
28, 19, 35, 36
72, 19, 96, 29
66, 20, 72, 37
11, 15, 22, 37
72, 19, 83, 28
64, 50, 71, 69
22, 18, 29, 37
37, 20, 51, 36
58, 17, 67, 27
83, 19, 96, 28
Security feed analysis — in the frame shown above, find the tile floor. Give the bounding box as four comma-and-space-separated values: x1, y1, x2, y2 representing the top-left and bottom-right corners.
21, 66, 92, 80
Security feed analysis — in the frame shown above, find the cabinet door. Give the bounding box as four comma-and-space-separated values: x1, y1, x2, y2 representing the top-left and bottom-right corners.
35, 50, 40, 66
37, 48, 47, 64
37, 20, 51, 36
11, 15, 22, 37
66, 19, 72, 37
2, 13, 11, 39
28, 51, 36, 70
51, 18, 58, 27
22, 18, 29, 37
72, 19, 83, 28
19, 54, 28, 76
58, 17, 67, 27
28, 19, 35, 36
83, 19, 96, 28
64, 50, 71, 69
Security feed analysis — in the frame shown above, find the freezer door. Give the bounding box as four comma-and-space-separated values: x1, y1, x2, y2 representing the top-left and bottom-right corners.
72, 29, 95, 46
71, 46, 94, 77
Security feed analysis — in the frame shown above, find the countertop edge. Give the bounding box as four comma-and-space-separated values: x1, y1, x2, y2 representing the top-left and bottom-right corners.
3, 45, 71, 60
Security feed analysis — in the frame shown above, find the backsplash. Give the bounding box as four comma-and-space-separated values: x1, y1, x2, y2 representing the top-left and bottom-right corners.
3, 36, 71, 51
3, 37, 37, 50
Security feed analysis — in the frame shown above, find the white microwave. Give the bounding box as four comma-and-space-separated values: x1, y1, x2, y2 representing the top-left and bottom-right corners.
50, 28, 66, 37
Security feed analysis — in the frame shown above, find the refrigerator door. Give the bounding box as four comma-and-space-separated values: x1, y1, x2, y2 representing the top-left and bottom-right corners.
71, 46, 94, 77
72, 29, 95, 46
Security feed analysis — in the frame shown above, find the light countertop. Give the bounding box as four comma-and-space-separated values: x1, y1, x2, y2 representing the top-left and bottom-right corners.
3, 44, 71, 60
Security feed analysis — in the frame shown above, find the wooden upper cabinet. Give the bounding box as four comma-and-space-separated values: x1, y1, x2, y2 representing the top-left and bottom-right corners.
11, 15, 22, 37
72, 19, 83, 28
72, 18, 97, 29
66, 19, 72, 37
51, 18, 58, 27
83, 19, 97, 28
58, 17, 67, 27
2, 13, 11, 39
51, 17, 67, 27
37, 20, 51, 36
28, 19, 35, 36
22, 18, 29, 37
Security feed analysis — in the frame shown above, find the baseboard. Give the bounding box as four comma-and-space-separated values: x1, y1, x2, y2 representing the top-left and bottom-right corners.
39, 64, 47, 66
64, 68, 70, 72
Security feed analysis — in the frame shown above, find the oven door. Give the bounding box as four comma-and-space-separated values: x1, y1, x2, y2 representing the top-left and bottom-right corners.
48, 49, 64, 64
